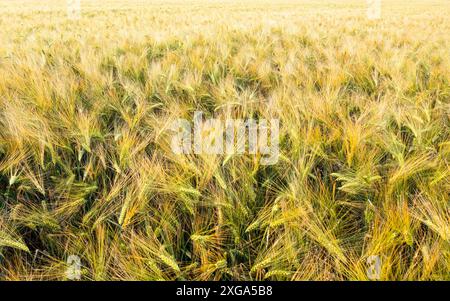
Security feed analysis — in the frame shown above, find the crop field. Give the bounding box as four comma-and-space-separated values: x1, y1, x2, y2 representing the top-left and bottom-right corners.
0, 0, 449, 280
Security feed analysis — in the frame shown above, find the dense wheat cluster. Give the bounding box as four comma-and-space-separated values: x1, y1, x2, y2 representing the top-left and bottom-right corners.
0, 0, 449, 280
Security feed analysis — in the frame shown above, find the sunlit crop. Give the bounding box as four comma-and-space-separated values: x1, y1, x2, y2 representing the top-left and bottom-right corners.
0, 0, 448, 280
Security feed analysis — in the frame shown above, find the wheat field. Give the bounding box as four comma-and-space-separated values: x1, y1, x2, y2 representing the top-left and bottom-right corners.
0, 0, 449, 280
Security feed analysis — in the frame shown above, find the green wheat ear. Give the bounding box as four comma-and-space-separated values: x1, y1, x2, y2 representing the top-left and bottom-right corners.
0, 231, 29, 253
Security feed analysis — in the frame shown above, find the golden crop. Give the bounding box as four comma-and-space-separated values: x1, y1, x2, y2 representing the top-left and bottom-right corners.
0, 0, 449, 280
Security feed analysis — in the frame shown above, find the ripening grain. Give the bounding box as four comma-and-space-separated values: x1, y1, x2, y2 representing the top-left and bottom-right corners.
0, 0, 449, 280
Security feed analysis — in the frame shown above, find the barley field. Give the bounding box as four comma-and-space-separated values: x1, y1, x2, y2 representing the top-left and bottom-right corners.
0, 0, 449, 280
